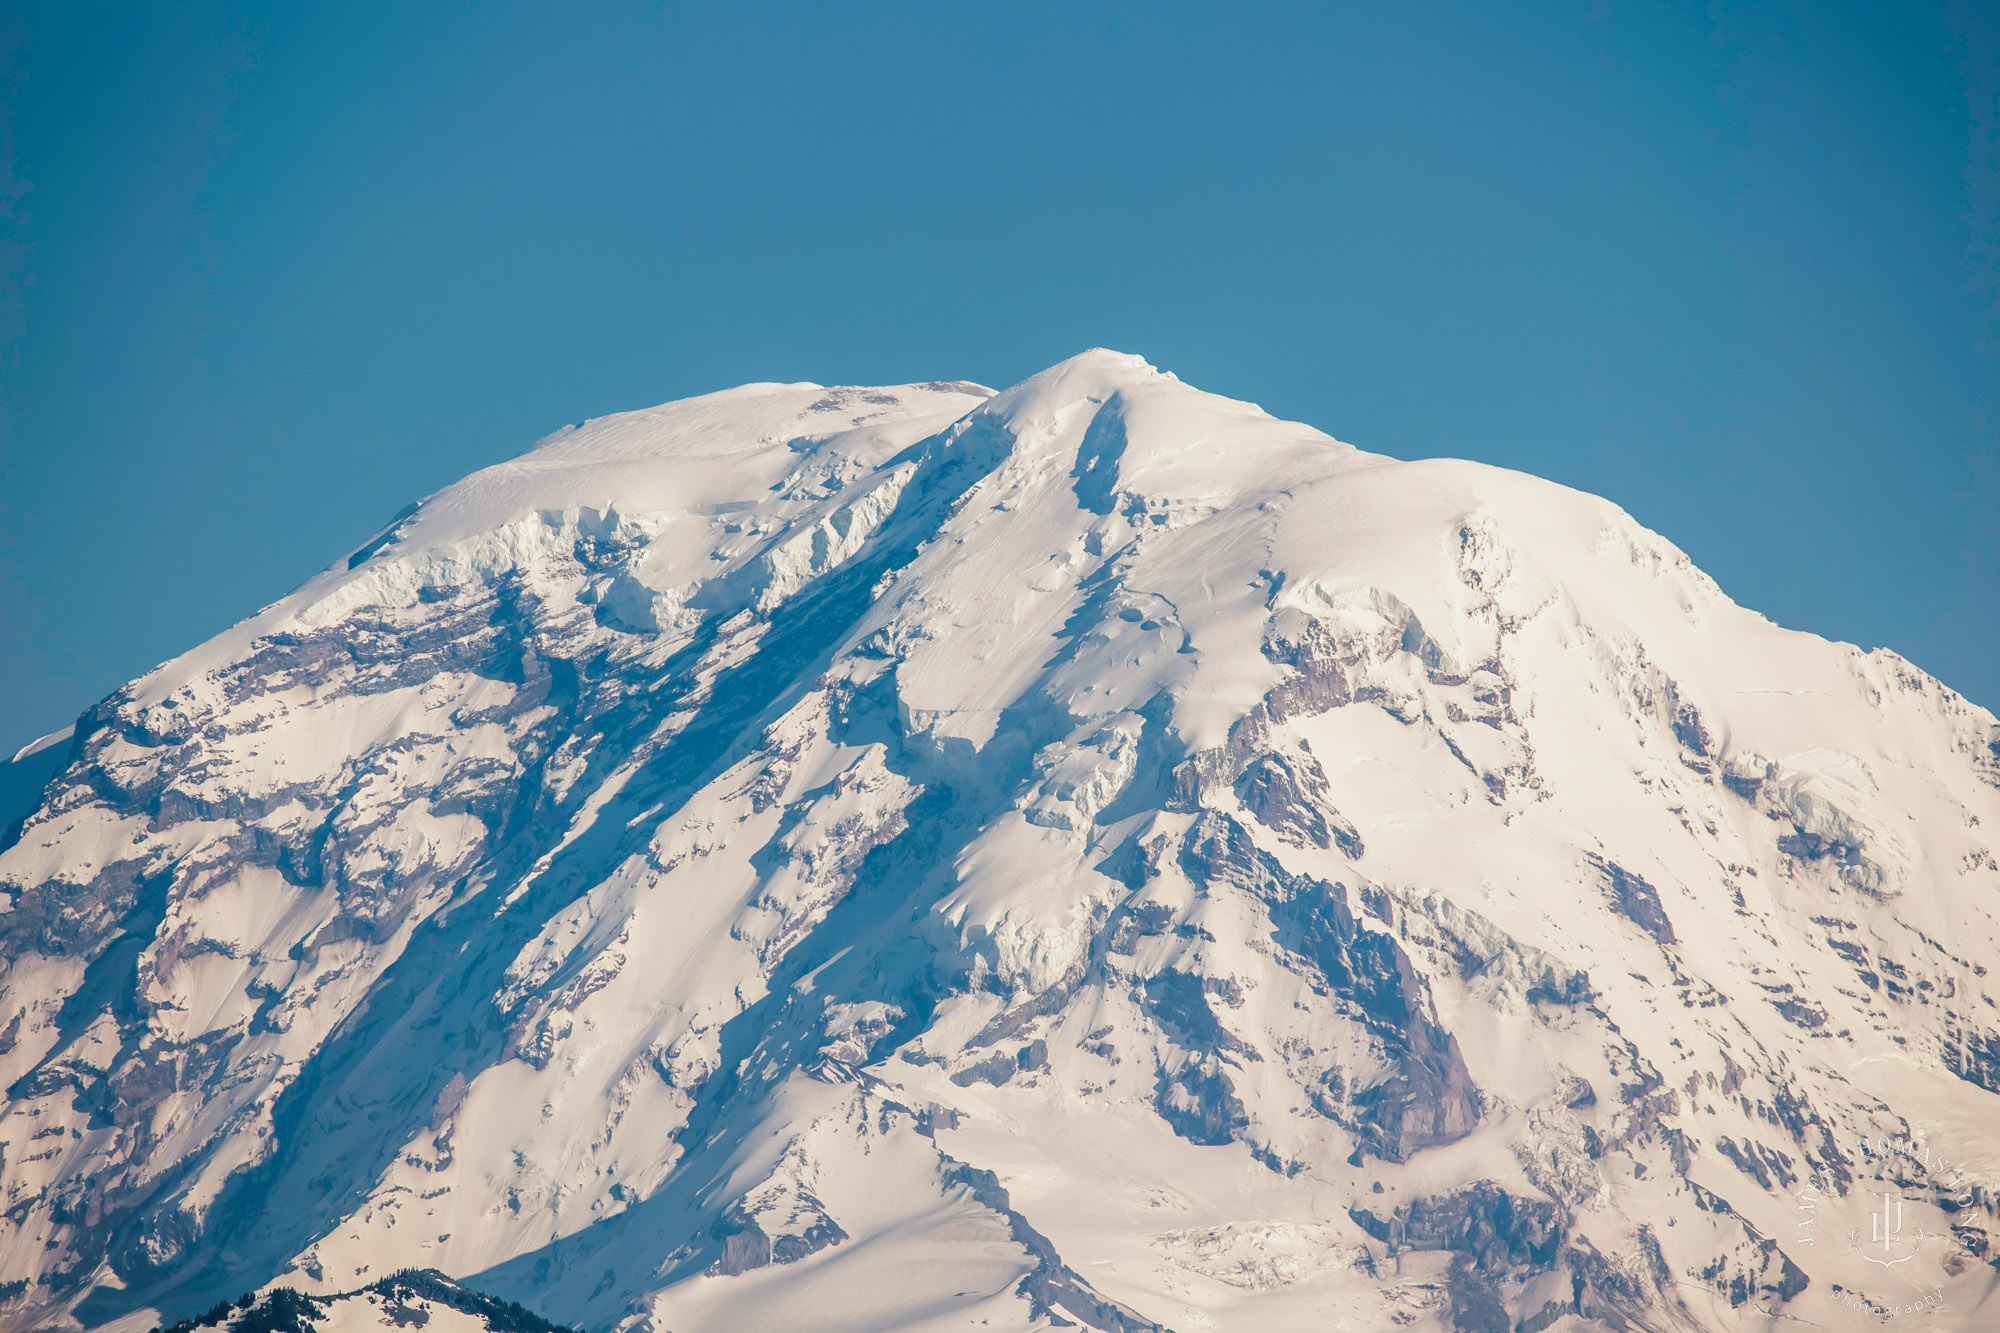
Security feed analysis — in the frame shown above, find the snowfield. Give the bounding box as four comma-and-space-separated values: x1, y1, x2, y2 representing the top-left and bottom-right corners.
0, 351, 1996, 1332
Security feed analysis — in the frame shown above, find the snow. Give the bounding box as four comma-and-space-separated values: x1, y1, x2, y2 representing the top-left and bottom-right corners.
8, 728, 72, 766
0, 351, 1996, 1332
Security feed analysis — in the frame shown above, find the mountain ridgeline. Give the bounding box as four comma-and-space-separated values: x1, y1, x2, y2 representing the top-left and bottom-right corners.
1, 352, 1997, 1331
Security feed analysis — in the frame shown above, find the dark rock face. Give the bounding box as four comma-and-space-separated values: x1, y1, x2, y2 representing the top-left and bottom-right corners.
1767, 1244, 1808, 1303
1722, 769, 1763, 800
149, 1268, 577, 1333
1714, 1135, 1798, 1191
1142, 969, 1251, 1058
708, 1206, 773, 1276
770, 1212, 848, 1265
1348, 1181, 1565, 1271
1555, 1075, 1595, 1109
1181, 812, 1479, 1162
1947, 1026, 2000, 1094
1671, 699, 1712, 757
951, 1053, 1018, 1088
1153, 1058, 1248, 1147
1696, 1236, 1809, 1310
1592, 857, 1677, 947
1263, 896, 1478, 1158
1446, 1255, 1512, 1333
1231, 751, 1362, 857
1776, 829, 1865, 871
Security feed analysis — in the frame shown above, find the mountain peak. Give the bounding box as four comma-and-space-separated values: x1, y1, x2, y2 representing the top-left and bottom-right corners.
2, 359, 1996, 1333
978, 348, 1180, 431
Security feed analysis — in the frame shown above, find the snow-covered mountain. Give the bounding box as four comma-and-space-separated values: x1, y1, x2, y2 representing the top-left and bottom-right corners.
2, 351, 1997, 1333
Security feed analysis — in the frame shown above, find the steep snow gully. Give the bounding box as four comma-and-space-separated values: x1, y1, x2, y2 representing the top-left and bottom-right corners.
2, 352, 1998, 1332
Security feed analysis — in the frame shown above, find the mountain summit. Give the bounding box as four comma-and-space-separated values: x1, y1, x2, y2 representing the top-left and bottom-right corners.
2, 354, 1997, 1331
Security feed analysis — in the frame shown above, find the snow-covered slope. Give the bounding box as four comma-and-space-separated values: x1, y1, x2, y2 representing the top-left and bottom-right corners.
2, 352, 1997, 1332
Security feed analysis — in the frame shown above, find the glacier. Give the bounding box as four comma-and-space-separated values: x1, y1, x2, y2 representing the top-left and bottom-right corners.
0, 351, 1997, 1331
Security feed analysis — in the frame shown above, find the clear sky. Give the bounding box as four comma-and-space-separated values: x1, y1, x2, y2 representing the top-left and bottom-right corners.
1, 0, 1996, 748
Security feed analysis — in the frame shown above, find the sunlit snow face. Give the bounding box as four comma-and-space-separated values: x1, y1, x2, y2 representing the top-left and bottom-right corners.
2, 352, 1996, 1333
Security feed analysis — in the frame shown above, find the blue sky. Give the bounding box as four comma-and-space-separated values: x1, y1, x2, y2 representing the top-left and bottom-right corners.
1, 0, 1996, 746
